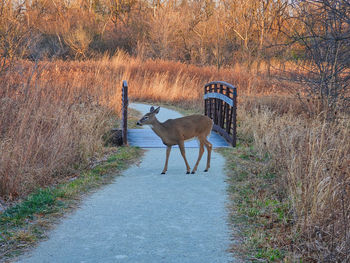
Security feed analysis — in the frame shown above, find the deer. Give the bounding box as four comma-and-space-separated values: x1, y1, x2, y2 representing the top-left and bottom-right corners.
136, 106, 213, 174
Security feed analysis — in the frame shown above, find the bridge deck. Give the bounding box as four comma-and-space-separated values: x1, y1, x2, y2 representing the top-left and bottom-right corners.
128, 129, 229, 148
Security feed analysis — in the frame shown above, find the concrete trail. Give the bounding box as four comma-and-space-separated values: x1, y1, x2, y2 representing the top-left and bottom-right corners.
16, 103, 238, 263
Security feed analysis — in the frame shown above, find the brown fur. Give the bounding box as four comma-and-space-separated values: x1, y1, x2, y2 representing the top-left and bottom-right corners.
137, 107, 213, 174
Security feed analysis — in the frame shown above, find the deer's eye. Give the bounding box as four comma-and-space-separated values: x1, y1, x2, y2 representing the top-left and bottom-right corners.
144, 116, 149, 120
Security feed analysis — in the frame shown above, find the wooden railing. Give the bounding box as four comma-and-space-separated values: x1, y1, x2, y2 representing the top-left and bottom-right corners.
119, 80, 237, 147
204, 81, 237, 147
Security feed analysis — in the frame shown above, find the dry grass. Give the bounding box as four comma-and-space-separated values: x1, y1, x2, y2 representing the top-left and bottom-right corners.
108, 52, 288, 108
0, 52, 286, 199
0, 61, 120, 198
238, 98, 350, 261
1, 53, 348, 261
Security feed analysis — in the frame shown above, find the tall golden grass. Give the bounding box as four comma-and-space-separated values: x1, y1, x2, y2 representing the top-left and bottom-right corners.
1, 53, 348, 260
0, 60, 120, 198
239, 98, 350, 261
1, 52, 281, 198
108, 52, 286, 106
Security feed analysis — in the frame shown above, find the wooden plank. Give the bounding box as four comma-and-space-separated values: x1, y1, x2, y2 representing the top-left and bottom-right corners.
203, 93, 234, 107
205, 81, 237, 92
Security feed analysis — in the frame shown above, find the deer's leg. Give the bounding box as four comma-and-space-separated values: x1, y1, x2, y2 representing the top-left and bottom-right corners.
161, 146, 172, 174
191, 140, 204, 174
178, 141, 191, 174
203, 138, 212, 172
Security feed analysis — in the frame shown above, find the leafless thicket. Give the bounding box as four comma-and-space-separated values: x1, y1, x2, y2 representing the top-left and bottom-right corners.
288, 0, 350, 114
0, 0, 294, 70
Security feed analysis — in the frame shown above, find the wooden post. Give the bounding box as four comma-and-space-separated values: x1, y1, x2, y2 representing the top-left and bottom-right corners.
208, 84, 212, 119
225, 87, 230, 134
219, 84, 224, 127
204, 85, 207, 116
122, 80, 128, 145
232, 88, 237, 147
213, 83, 218, 125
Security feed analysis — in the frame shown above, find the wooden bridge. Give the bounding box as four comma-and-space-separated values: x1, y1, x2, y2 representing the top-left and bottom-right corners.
120, 81, 237, 148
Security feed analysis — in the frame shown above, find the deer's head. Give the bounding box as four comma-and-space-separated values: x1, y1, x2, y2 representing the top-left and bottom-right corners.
136, 106, 160, 126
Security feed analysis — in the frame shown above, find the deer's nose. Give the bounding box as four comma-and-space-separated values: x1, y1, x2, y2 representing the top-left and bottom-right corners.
136, 121, 142, 126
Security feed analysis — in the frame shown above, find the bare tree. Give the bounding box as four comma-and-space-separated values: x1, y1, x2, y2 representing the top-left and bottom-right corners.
290, 0, 350, 115
0, 1, 31, 72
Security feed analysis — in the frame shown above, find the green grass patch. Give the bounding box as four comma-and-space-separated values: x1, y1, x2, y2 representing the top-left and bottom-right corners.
0, 146, 142, 262
1, 188, 59, 227
255, 247, 285, 261
218, 142, 292, 262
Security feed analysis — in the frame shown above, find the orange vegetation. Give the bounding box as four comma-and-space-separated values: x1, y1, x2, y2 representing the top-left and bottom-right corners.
1, 54, 349, 261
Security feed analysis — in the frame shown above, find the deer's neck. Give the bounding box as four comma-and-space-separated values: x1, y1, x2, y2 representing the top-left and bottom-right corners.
150, 118, 167, 140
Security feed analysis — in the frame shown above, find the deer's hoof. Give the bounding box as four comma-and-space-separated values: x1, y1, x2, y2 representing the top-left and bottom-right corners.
186, 171, 190, 174
161, 172, 166, 174
191, 171, 195, 174
204, 169, 208, 172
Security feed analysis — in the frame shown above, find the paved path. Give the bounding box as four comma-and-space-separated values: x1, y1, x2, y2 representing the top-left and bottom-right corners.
17, 103, 237, 263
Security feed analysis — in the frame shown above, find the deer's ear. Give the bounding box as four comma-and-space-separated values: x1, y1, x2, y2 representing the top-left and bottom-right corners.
150, 106, 155, 112
154, 106, 160, 114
